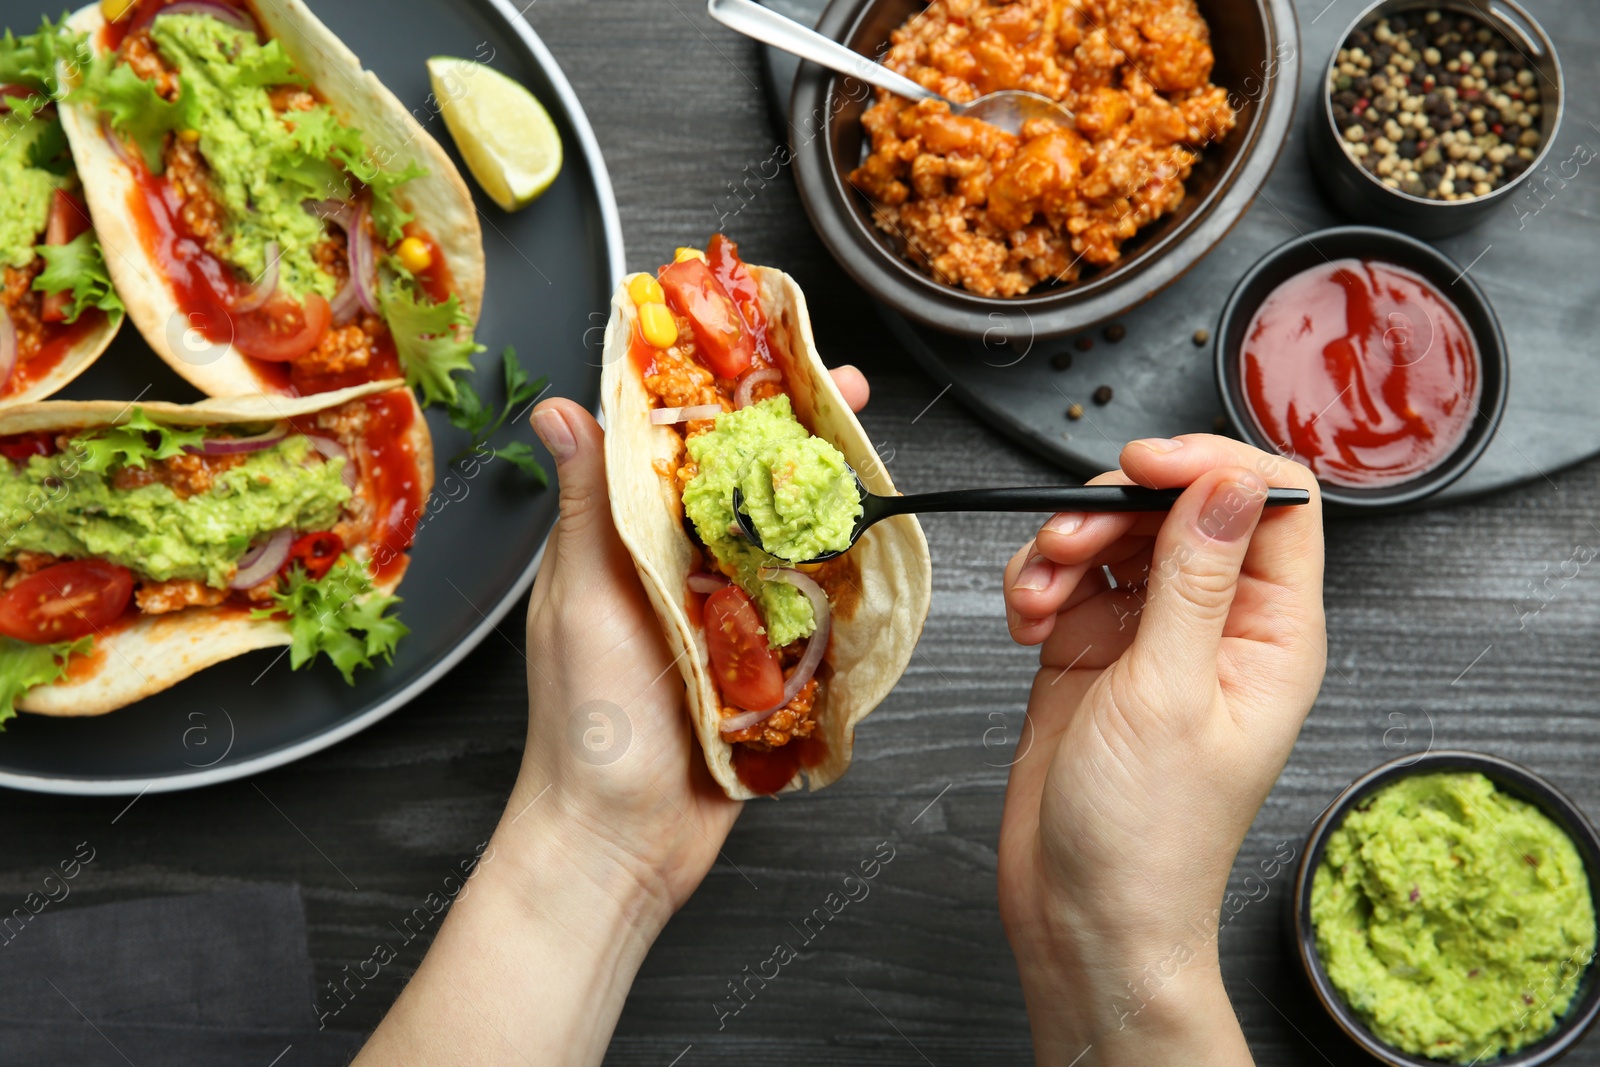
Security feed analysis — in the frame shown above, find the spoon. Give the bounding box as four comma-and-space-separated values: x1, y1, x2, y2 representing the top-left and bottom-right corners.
732, 469, 1311, 564
705, 0, 1074, 136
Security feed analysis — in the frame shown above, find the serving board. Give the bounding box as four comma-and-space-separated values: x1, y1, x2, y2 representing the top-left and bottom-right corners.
761, 0, 1598, 504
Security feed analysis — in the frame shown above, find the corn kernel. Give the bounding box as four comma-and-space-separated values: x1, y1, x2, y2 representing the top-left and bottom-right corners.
178, 128, 200, 143
627, 274, 664, 306
796, 562, 824, 574
639, 302, 678, 348
101, 0, 137, 21
674, 247, 707, 263
396, 236, 434, 273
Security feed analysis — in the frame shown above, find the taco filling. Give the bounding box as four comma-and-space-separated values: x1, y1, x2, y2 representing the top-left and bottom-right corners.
0, 384, 421, 724
0, 20, 123, 399
73, 0, 479, 400
628, 235, 867, 794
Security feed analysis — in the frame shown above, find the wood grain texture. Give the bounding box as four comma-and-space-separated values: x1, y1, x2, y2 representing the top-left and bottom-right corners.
5, 0, 1600, 1063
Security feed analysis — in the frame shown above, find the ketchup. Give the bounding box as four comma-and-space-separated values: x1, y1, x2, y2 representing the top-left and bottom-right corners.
732, 737, 827, 796
1241, 259, 1480, 489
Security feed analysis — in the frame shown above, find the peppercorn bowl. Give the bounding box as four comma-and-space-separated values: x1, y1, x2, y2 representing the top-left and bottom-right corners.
1292, 751, 1600, 1067
1308, 0, 1563, 238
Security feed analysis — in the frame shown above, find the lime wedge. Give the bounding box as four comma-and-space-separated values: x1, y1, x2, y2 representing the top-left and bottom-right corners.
427, 56, 563, 212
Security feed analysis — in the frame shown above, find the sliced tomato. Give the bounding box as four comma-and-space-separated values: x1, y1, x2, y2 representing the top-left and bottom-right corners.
41, 190, 92, 323
658, 258, 754, 379
0, 432, 57, 464
286, 531, 343, 581
233, 294, 332, 363
706, 234, 772, 361
702, 585, 784, 712
0, 559, 135, 643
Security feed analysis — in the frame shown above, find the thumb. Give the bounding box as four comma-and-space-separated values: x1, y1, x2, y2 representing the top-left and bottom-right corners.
1127, 467, 1267, 701
530, 398, 614, 562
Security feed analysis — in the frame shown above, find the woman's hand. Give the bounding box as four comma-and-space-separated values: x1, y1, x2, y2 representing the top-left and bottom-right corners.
997, 435, 1325, 1067
355, 365, 870, 1066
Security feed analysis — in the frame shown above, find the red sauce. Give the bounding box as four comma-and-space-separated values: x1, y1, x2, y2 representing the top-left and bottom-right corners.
6, 310, 106, 398
356, 391, 422, 582
1241, 259, 1480, 489
732, 736, 827, 796
403, 224, 454, 305
628, 320, 655, 376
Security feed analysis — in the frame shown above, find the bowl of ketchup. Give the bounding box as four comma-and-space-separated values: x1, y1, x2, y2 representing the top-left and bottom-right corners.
1214, 226, 1508, 509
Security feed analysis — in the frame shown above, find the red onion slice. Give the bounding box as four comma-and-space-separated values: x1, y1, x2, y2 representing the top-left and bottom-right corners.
230, 240, 279, 313
734, 368, 782, 410
305, 434, 358, 489
686, 572, 728, 594
650, 404, 721, 425
230, 526, 292, 589
304, 199, 355, 231
155, 1, 257, 33
348, 200, 378, 315
719, 568, 831, 733
0, 311, 15, 391
186, 424, 288, 456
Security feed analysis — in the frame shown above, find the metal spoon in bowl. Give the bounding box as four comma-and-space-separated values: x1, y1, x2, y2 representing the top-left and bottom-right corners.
732, 466, 1312, 565
705, 0, 1074, 136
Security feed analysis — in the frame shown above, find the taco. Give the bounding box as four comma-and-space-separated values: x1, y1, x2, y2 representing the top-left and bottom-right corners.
602, 236, 931, 799
0, 19, 123, 406
0, 377, 430, 725
56, 0, 485, 404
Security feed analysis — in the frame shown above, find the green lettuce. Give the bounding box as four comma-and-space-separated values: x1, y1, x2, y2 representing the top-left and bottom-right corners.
34, 230, 123, 323
0, 636, 92, 729
253, 556, 407, 684
71, 408, 207, 473
75, 57, 188, 172
380, 278, 483, 406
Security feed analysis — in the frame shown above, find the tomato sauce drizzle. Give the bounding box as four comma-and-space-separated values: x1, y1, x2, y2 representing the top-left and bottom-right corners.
733, 736, 828, 796
356, 392, 421, 582
5, 311, 106, 399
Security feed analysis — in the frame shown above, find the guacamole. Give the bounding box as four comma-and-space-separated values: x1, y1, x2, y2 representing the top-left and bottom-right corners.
0, 434, 349, 587
682, 396, 860, 648
1312, 772, 1597, 1063
0, 108, 59, 268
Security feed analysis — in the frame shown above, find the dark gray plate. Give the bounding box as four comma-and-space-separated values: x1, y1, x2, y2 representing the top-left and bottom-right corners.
763, 0, 1599, 505
0, 0, 621, 794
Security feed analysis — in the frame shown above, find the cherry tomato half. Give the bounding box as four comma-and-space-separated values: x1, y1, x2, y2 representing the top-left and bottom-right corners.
41, 190, 91, 323
0, 559, 134, 643
286, 531, 344, 581
706, 234, 771, 361
702, 584, 784, 712
658, 258, 754, 379
233, 294, 332, 363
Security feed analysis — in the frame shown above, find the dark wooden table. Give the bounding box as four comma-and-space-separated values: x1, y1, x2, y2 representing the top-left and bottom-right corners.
8, 1, 1600, 1063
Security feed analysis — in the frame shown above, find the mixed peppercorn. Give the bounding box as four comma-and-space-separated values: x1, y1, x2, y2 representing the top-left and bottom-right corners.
1329, 9, 1544, 201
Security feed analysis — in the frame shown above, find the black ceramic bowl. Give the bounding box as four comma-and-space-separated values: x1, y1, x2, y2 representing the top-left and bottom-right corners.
1308, 0, 1564, 239
789, 0, 1299, 342
1293, 751, 1600, 1066
1214, 225, 1507, 510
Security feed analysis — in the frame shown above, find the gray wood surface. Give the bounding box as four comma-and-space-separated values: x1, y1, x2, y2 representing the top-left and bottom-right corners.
6, 1, 1600, 1063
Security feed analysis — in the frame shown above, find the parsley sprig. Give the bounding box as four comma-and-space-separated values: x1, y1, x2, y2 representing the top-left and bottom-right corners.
445, 346, 549, 483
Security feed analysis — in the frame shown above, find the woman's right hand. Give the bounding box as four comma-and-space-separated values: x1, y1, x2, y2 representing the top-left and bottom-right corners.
996, 435, 1326, 1066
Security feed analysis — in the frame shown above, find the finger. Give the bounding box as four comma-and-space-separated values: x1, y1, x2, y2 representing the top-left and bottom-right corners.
1008, 535, 1152, 621
1004, 541, 1062, 646
1039, 566, 1155, 670
829, 365, 869, 413
1125, 465, 1268, 701
1032, 469, 1151, 565
530, 398, 625, 579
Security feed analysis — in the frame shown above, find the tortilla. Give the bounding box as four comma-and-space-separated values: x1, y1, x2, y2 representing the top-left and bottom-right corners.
10, 376, 433, 716
1, 300, 121, 409
55, 0, 485, 396
602, 265, 932, 800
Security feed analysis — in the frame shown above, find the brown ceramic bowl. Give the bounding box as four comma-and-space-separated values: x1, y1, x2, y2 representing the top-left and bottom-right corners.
789, 0, 1300, 343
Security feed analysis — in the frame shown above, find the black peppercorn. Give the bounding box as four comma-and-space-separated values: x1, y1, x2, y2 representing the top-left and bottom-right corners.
1092, 386, 1113, 405
1104, 323, 1126, 343
1051, 351, 1074, 371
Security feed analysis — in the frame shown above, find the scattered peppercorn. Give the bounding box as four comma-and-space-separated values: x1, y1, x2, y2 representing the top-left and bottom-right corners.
1329, 8, 1542, 202
1104, 323, 1126, 343
1214, 415, 1230, 432
1193, 328, 1210, 346
1051, 351, 1074, 371
1074, 335, 1093, 352
1092, 385, 1113, 405
1066, 403, 1084, 420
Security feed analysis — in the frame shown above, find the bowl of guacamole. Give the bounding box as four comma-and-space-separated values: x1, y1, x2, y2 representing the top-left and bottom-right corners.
1294, 752, 1600, 1066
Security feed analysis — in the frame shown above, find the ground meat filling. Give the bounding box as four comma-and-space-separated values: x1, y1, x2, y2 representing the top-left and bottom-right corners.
2, 261, 48, 362
109, 449, 247, 499
848, 0, 1237, 296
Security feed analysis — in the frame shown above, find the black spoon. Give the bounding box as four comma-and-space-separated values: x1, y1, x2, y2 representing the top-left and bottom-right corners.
732, 468, 1311, 564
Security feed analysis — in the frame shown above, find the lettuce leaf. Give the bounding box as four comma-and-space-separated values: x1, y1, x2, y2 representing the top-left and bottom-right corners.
74, 56, 188, 172
71, 407, 207, 473
34, 230, 123, 323
0, 636, 92, 730
0, 17, 82, 99
380, 277, 483, 406
253, 556, 407, 684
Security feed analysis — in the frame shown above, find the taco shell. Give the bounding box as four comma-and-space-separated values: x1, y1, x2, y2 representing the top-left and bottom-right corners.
9, 377, 432, 716
602, 265, 931, 800
56, 0, 485, 397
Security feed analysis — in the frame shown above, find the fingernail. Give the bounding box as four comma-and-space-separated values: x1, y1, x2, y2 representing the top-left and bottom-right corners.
1045, 512, 1084, 537
531, 408, 577, 462
1136, 438, 1184, 453
1016, 554, 1053, 592
1194, 474, 1267, 543
1007, 609, 1023, 630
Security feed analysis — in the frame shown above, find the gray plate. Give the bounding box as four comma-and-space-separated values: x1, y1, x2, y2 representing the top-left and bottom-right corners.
763, 0, 1600, 505
0, 0, 621, 794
